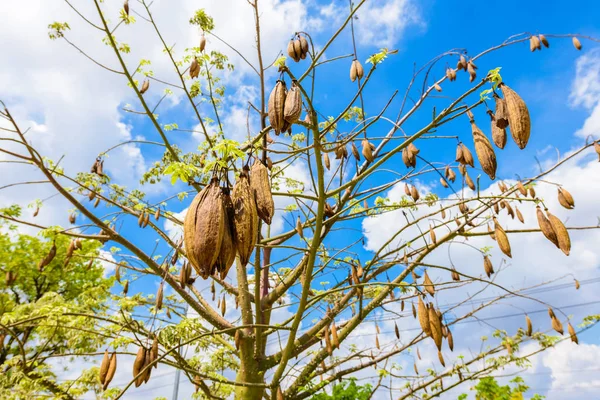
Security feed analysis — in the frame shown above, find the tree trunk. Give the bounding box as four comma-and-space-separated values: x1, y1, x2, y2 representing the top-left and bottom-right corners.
234, 339, 265, 400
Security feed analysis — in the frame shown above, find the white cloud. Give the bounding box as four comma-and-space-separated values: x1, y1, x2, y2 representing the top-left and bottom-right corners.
571, 49, 600, 139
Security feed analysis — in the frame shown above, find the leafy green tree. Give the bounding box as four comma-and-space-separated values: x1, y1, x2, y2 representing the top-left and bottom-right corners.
310, 379, 372, 400
459, 376, 545, 400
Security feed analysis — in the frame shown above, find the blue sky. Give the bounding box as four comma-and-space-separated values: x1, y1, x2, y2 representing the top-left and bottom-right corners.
2, 0, 600, 399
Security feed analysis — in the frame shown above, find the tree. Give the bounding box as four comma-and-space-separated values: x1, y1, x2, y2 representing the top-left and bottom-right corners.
1, 1, 599, 399
0, 206, 112, 399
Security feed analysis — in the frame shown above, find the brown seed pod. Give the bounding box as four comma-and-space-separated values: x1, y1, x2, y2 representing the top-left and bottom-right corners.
438, 351, 446, 367
143, 213, 150, 228
529, 187, 536, 198
287, 39, 300, 62
184, 181, 225, 279
465, 171, 475, 191
457, 54, 467, 71
39, 242, 57, 271
575, 279, 580, 290
140, 80, 150, 94
331, 323, 339, 349
439, 176, 447, 188
221, 294, 226, 316
516, 207, 524, 223
483, 255, 494, 278
102, 352, 117, 391
447, 167, 456, 183
151, 336, 159, 369
594, 141, 600, 161
295, 216, 303, 238
251, 160, 275, 225
268, 80, 287, 135
142, 348, 152, 383
412, 302, 417, 318
122, 280, 129, 295
214, 190, 236, 279
418, 296, 432, 336
455, 143, 465, 164
179, 263, 187, 288
461, 144, 475, 167
494, 94, 510, 129
525, 314, 533, 336
557, 188, 575, 209
155, 283, 164, 310
361, 139, 374, 163
429, 224, 437, 244
231, 168, 258, 267
529, 35, 541, 52
284, 81, 302, 124
494, 218, 512, 258
324, 324, 332, 354
467, 61, 477, 82
69, 213, 76, 224
323, 152, 330, 170
536, 206, 559, 249
572, 37, 582, 50
548, 307, 556, 319
470, 118, 497, 180
539, 34, 549, 48
517, 181, 527, 196
350, 59, 364, 82
428, 304, 443, 351
199, 34, 206, 52
189, 57, 200, 79
410, 185, 420, 202
99, 349, 110, 385
446, 67, 455, 81
551, 316, 564, 335
94, 197, 101, 208
434, 83, 442, 92
451, 269, 460, 281
299, 35, 309, 55
351, 142, 360, 161
546, 210, 571, 256
133, 346, 147, 387
447, 329, 454, 351
423, 270, 435, 296
568, 323, 578, 344
500, 83, 531, 149
124, 0, 129, 16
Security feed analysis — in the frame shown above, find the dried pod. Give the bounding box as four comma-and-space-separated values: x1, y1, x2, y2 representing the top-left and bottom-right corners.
417, 296, 432, 336
488, 110, 507, 149
451, 269, 460, 281
140, 80, 150, 94
516, 207, 524, 223
184, 181, 225, 279
470, 118, 497, 180
447, 329, 454, 351
529, 186, 536, 198
323, 152, 330, 170
214, 190, 236, 279
494, 218, 512, 258
447, 167, 456, 183
494, 94, 509, 129
568, 323, 578, 344
445, 67, 455, 81
122, 280, 129, 295
179, 263, 187, 288
423, 270, 435, 296
251, 161, 275, 225
546, 210, 571, 256
529, 35, 541, 52
465, 171, 475, 191
39, 242, 57, 271
124, 0, 129, 16
99, 350, 110, 385
412, 302, 417, 318
331, 323, 339, 349
102, 352, 117, 391
461, 144, 475, 167
572, 37, 582, 50
414, 362, 419, 375
517, 181, 527, 196
361, 139, 374, 163
551, 316, 564, 335
467, 61, 477, 82
199, 34, 206, 52
295, 216, 303, 238
483, 255, 494, 278
428, 304, 443, 351
221, 294, 226, 316
557, 188, 575, 209
287, 39, 301, 62
438, 351, 446, 367
284, 81, 302, 124
156, 283, 164, 310
457, 54, 467, 70
324, 325, 332, 354
142, 348, 152, 383
232, 168, 258, 266
536, 206, 559, 249
410, 185, 420, 202
69, 213, 76, 224
525, 315, 533, 336
429, 224, 437, 244
434, 83, 442, 92
548, 307, 556, 319
133, 347, 147, 387
299, 35, 309, 55
268, 80, 287, 135
458, 163, 467, 176
189, 57, 200, 79
500, 83, 531, 149
351, 142, 360, 161
539, 34, 549, 48
143, 213, 150, 228
94, 197, 101, 208
455, 143, 465, 164
575, 279, 580, 290
350, 59, 364, 82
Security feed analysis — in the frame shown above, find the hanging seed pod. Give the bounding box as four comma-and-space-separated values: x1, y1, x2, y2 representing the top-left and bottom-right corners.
488, 110, 507, 149
458, 163, 467, 176
575, 279, 580, 290
69, 213, 76, 224
557, 188, 575, 209
465, 171, 475, 191
517, 181, 527, 196
494, 94, 509, 129
493, 218, 512, 258
361, 139, 374, 163
142, 348, 152, 383
539, 34, 549, 48
457, 54, 467, 70
451, 269, 460, 281
447, 167, 456, 183
251, 160, 275, 225
284, 81, 302, 124
150, 336, 159, 369
155, 283, 164, 310
483, 255, 494, 278
179, 263, 187, 288
375, 334, 380, 350
410, 185, 420, 202
548, 307, 556, 319
525, 314, 533, 336
447, 329, 454, 351
39, 242, 57, 271
437, 351, 446, 367
324, 325, 332, 354
102, 352, 117, 390
99, 350, 110, 385
470, 117, 497, 180
350, 59, 364, 82
94, 197, 101, 208
529, 187, 536, 198
551, 316, 564, 335
231, 168, 258, 267
412, 302, 417, 318
143, 213, 150, 228
268, 80, 287, 135
568, 323, 578, 344
467, 61, 477, 82
413, 362, 419, 375
122, 280, 129, 295
536, 206, 559, 248
461, 144, 474, 167
133, 347, 146, 387
429, 225, 437, 244
529, 35, 541, 52
299, 35, 309, 56
546, 210, 571, 256
572, 37, 582, 50
350, 142, 360, 161
434, 83, 442, 92
138, 211, 145, 228
429, 304, 443, 351
287, 39, 300, 62
504, 201, 515, 219
214, 190, 236, 279
445, 67, 455, 81
323, 152, 330, 170
331, 323, 339, 349
124, 0, 129, 16
418, 296, 432, 336
295, 216, 303, 238
140, 80, 150, 94
423, 270, 435, 296
455, 143, 465, 164
184, 181, 225, 279
516, 207, 524, 223
189, 57, 200, 79
221, 294, 226, 316
198, 33, 206, 52
500, 83, 531, 149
